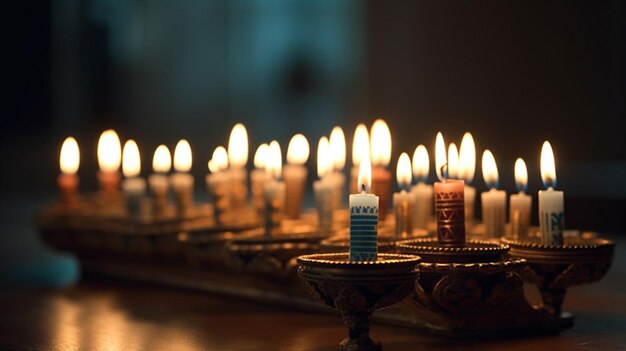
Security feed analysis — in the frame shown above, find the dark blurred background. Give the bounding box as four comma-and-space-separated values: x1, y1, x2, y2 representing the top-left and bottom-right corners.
1, 0, 624, 287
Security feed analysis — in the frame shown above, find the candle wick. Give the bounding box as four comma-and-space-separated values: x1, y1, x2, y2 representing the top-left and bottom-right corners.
440, 163, 448, 181
361, 183, 366, 194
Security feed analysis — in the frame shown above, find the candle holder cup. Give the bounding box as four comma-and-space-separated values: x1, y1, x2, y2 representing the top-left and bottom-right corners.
297, 253, 421, 351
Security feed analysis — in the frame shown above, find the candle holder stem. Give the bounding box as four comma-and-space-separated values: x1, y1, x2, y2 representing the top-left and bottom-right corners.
341, 311, 380, 351
539, 286, 565, 316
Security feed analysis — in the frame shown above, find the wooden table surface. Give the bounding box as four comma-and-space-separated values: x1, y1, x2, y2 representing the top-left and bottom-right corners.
1, 235, 625, 351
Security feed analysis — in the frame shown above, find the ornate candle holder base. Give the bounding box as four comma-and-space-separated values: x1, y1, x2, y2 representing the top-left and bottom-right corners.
297, 253, 421, 351
502, 236, 615, 316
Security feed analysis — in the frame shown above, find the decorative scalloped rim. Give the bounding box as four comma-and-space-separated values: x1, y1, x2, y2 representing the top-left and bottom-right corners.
501, 237, 615, 251
297, 253, 422, 267
396, 238, 509, 254
418, 258, 527, 273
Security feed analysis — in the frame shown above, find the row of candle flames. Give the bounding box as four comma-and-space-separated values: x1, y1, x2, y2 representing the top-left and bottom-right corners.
57, 119, 564, 245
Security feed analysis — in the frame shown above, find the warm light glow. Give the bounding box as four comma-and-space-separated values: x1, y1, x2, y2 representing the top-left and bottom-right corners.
228, 123, 249, 168
97, 129, 121, 173
458, 132, 476, 184
370, 119, 391, 167
173, 139, 192, 172
396, 152, 412, 189
515, 158, 528, 192
352, 124, 370, 167
211, 146, 229, 172
435, 132, 447, 181
448, 143, 459, 179
358, 154, 372, 194
254, 143, 269, 169
122, 140, 141, 178
60, 137, 80, 175
317, 136, 331, 179
267, 140, 282, 180
287, 134, 309, 165
329, 126, 346, 170
540, 141, 557, 189
412, 145, 429, 182
152, 145, 171, 174
482, 149, 499, 189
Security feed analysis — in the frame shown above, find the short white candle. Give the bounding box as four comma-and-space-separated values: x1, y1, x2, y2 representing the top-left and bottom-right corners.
284, 134, 309, 219
509, 158, 532, 239
251, 143, 270, 217
263, 141, 286, 235
96, 129, 122, 203
149, 145, 171, 213
314, 136, 334, 234
121, 140, 146, 219
227, 123, 249, 208
393, 152, 414, 238
58, 136, 80, 206
481, 150, 506, 238
410, 145, 433, 230
170, 139, 194, 213
206, 146, 230, 222
349, 155, 379, 261
539, 141, 564, 245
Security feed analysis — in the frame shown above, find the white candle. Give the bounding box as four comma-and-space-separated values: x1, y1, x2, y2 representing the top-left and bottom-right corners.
539, 141, 564, 245
58, 137, 80, 206
481, 150, 506, 238
349, 155, 378, 261
227, 123, 249, 208
393, 152, 414, 238
96, 129, 122, 203
251, 144, 270, 218
149, 145, 171, 213
206, 146, 230, 222
314, 137, 334, 234
329, 126, 347, 210
411, 144, 433, 230
264, 141, 285, 236
458, 132, 477, 230
121, 140, 146, 218
170, 139, 194, 213
284, 134, 309, 219
350, 124, 370, 194
509, 158, 532, 239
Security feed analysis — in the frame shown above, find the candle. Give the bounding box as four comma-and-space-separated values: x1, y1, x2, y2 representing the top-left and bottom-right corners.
58, 137, 80, 206
458, 132, 477, 232
284, 134, 309, 219
328, 126, 347, 210
96, 129, 122, 203
227, 123, 249, 208
509, 158, 532, 239
121, 140, 146, 219
481, 150, 506, 238
410, 145, 433, 230
263, 141, 286, 236
149, 145, 171, 214
349, 155, 378, 261
350, 124, 369, 194
434, 132, 465, 247
251, 143, 270, 218
393, 152, 414, 238
539, 141, 564, 245
170, 139, 194, 214
447, 143, 459, 179
370, 119, 392, 221
314, 137, 334, 235
206, 146, 230, 223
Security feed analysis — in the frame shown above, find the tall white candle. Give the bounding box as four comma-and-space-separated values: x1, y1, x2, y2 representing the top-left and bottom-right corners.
149, 145, 171, 214
458, 132, 477, 230
481, 150, 506, 238
349, 155, 378, 261
509, 158, 532, 239
284, 134, 309, 219
314, 137, 334, 235
393, 152, 414, 238
410, 145, 433, 230
121, 140, 146, 218
539, 141, 564, 245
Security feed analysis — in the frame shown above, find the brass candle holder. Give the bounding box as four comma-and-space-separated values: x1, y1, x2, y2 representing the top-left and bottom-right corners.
297, 253, 421, 351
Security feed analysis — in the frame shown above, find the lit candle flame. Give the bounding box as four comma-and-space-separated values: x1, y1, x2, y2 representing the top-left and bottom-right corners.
329, 126, 346, 170
287, 134, 309, 165
481, 149, 499, 189
447, 143, 459, 179
370, 119, 391, 167
60, 137, 80, 175
97, 130, 121, 173
435, 132, 447, 181
540, 141, 557, 189
458, 132, 476, 184
254, 143, 269, 169
267, 140, 282, 180
152, 145, 171, 174
122, 140, 141, 178
173, 139, 192, 172
412, 145, 429, 183
210, 146, 228, 172
515, 157, 528, 193
396, 152, 412, 190
352, 124, 370, 167
358, 154, 372, 194
317, 136, 331, 179
228, 123, 248, 168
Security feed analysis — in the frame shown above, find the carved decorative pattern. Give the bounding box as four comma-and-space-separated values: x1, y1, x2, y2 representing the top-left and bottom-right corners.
432, 275, 482, 314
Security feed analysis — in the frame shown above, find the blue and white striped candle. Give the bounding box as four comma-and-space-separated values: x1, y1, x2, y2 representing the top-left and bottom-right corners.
349, 156, 379, 261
